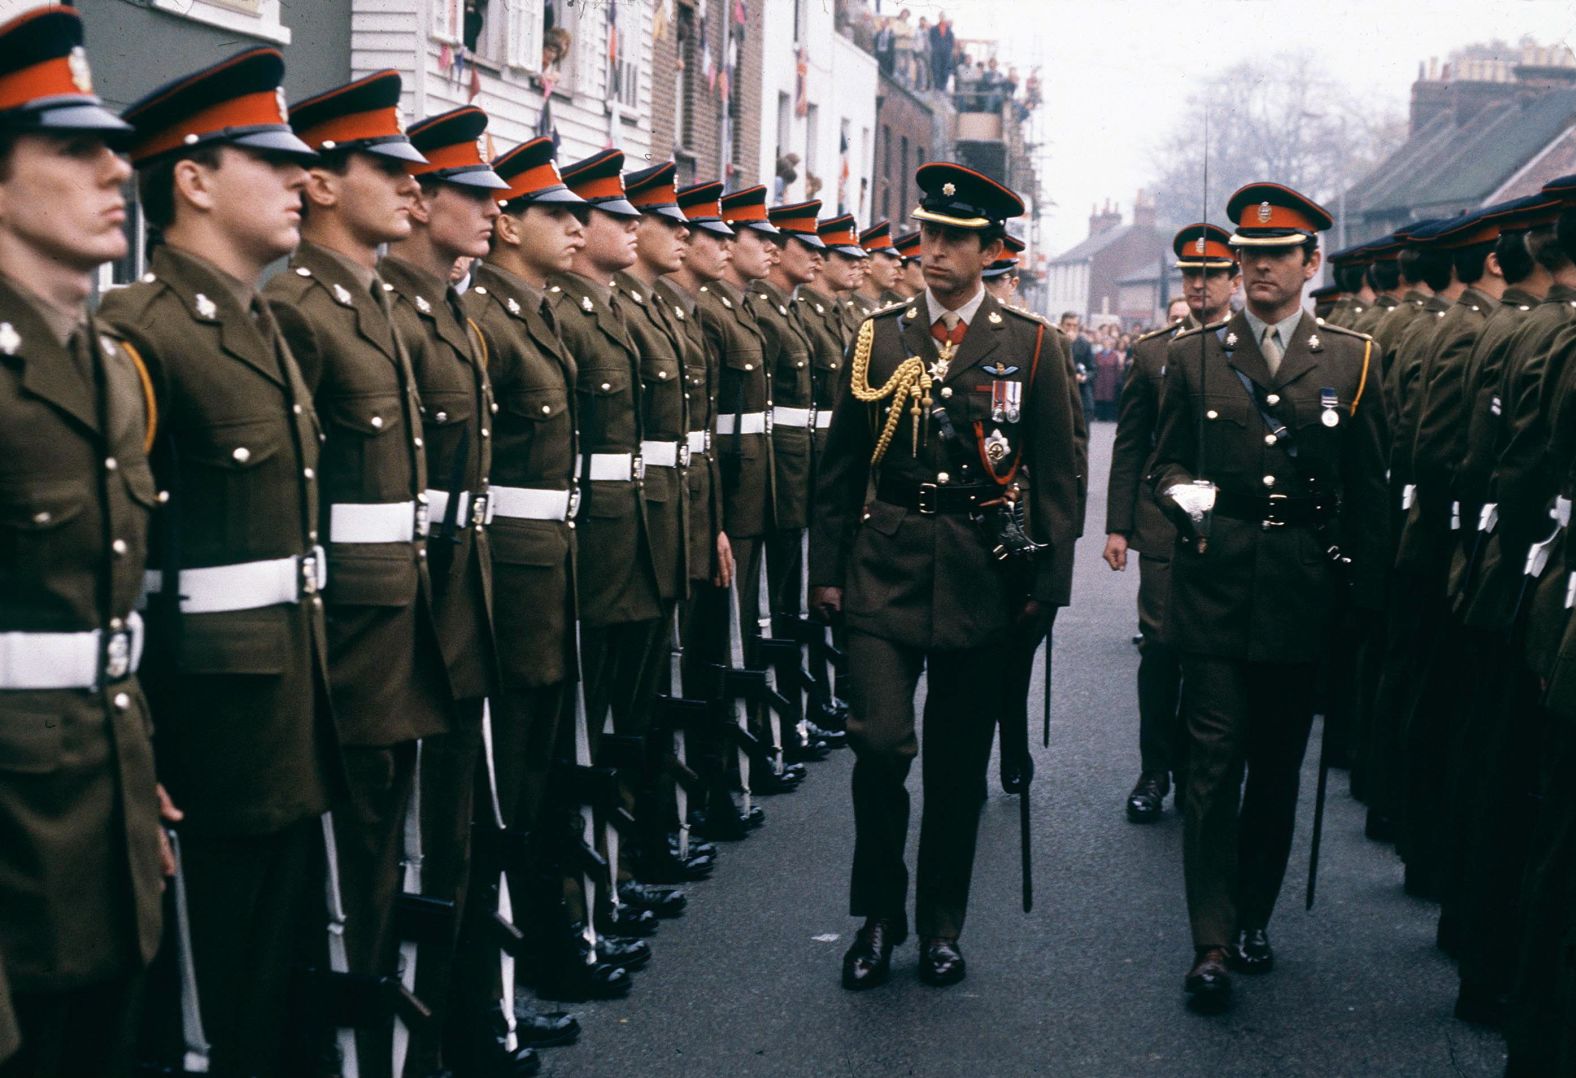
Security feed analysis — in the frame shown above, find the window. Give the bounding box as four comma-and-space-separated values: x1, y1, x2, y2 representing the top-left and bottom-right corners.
543, 0, 581, 91
880, 124, 892, 218
151, 0, 290, 45
899, 135, 909, 216
805, 103, 819, 183
675, 6, 695, 150
792, 0, 807, 44
611, 3, 642, 111
97, 195, 147, 295
776, 92, 792, 163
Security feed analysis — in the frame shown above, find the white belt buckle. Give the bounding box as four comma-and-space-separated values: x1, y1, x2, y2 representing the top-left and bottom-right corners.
1450, 501, 1461, 531
631, 454, 645, 481
1480, 503, 1499, 534
1557, 495, 1572, 528
470, 492, 492, 527
567, 485, 582, 520
679, 443, 692, 468
299, 548, 321, 597
415, 498, 431, 538
764, 409, 774, 435
1566, 571, 1576, 610
1401, 484, 1416, 511
103, 626, 133, 683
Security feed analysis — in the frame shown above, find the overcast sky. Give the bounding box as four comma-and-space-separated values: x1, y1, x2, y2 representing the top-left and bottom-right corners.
877, 0, 1576, 253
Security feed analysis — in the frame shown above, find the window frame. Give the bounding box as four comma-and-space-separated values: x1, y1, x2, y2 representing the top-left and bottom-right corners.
151, 0, 291, 46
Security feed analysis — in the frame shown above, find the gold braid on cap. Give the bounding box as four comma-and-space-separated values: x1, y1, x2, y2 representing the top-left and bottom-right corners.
849, 316, 931, 463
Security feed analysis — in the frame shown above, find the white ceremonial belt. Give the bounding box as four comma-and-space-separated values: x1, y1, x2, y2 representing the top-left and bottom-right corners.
426, 489, 494, 529
1450, 501, 1462, 531
640, 440, 685, 468
330, 501, 420, 544
577, 453, 642, 482
1558, 495, 1572, 528
1566, 571, 1576, 610
772, 406, 813, 428
715, 412, 767, 435
686, 430, 710, 456
0, 611, 143, 690
489, 486, 578, 522
1401, 483, 1417, 511
142, 549, 327, 614
814, 410, 833, 430
1480, 503, 1499, 534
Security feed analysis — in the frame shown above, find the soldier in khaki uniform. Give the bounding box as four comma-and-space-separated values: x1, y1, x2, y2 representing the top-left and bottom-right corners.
463, 137, 628, 1011
1150, 184, 1388, 1011
818, 214, 871, 327
0, 10, 165, 1074
373, 105, 513, 1078
1351, 240, 1404, 338
893, 230, 926, 299
262, 70, 453, 1078
1323, 244, 1375, 329
858, 220, 907, 310
810, 164, 1079, 991
1105, 224, 1237, 823
101, 48, 341, 1078
614, 160, 721, 885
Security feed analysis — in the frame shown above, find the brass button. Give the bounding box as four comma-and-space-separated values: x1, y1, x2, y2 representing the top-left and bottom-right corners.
1266, 394, 1280, 406
940, 387, 953, 399
937, 471, 950, 484
109, 617, 124, 630
744, 364, 753, 371
111, 538, 128, 556
370, 415, 384, 429
436, 411, 448, 422
542, 405, 551, 414
481, 428, 490, 438
1264, 434, 1277, 446
113, 692, 131, 711
413, 438, 423, 448
1205, 410, 1218, 420
601, 382, 612, 391
105, 456, 118, 470
1262, 475, 1276, 488
232, 446, 251, 463
293, 403, 303, 415
32, 510, 50, 525
303, 467, 315, 480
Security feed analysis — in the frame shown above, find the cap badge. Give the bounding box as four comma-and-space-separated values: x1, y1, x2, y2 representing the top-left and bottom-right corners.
941, 182, 957, 197
275, 87, 290, 123
68, 46, 93, 93
1194, 237, 1206, 255
194, 293, 217, 320
415, 295, 432, 314
1257, 201, 1272, 224
506, 297, 522, 316
394, 103, 406, 134
0, 323, 19, 356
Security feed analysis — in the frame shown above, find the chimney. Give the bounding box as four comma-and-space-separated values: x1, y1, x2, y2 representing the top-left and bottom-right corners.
1132, 188, 1156, 231
1089, 201, 1121, 237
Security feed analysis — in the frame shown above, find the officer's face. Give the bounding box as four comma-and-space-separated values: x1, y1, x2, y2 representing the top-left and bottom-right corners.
583, 208, 639, 273
315, 152, 419, 247
920, 222, 1001, 295
198, 146, 308, 265
902, 258, 925, 291
1166, 298, 1191, 324
779, 235, 819, 285
730, 228, 774, 279
1181, 266, 1238, 319
635, 214, 689, 275
1239, 245, 1320, 315
822, 251, 861, 291
0, 132, 131, 274
680, 230, 730, 281
868, 251, 901, 290
511, 203, 584, 276
417, 182, 501, 261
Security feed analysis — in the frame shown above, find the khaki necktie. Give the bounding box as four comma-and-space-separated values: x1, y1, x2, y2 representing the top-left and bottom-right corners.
1260, 326, 1283, 378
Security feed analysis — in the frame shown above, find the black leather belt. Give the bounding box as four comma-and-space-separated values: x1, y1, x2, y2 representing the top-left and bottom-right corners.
1213, 491, 1323, 529
875, 476, 996, 515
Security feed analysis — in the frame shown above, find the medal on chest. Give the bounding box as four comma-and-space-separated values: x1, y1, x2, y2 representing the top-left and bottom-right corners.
1320, 387, 1340, 428
985, 361, 1023, 423
928, 339, 956, 382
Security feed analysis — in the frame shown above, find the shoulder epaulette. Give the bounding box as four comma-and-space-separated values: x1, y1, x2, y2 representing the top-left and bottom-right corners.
871, 301, 909, 319
1319, 321, 1374, 343
1172, 319, 1229, 342
1134, 323, 1178, 344
999, 305, 1049, 327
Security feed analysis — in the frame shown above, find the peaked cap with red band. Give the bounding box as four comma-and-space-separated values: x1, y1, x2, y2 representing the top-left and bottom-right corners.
720, 184, 779, 235
912, 162, 1024, 230
1225, 182, 1333, 247
1172, 222, 1235, 268
1003, 233, 1026, 255
407, 106, 506, 189
893, 229, 922, 262
859, 219, 900, 258
769, 200, 826, 248
492, 136, 583, 210
122, 47, 314, 166
0, 5, 128, 138
818, 214, 865, 257
677, 180, 734, 237
560, 148, 640, 217
289, 69, 424, 164
1486, 192, 1561, 234
624, 160, 689, 225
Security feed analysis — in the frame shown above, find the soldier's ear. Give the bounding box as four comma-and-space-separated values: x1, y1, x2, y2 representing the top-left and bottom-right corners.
302, 168, 338, 210
494, 209, 521, 248
406, 183, 435, 226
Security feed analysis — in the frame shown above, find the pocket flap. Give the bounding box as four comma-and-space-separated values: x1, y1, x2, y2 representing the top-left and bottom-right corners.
323, 393, 405, 437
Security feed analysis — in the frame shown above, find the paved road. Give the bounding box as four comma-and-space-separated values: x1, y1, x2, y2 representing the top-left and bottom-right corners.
534, 422, 1507, 1078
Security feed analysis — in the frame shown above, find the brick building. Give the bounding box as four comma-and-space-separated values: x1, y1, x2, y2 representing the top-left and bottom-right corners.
650, 0, 762, 188
1044, 194, 1171, 327
872, 71, 952, 226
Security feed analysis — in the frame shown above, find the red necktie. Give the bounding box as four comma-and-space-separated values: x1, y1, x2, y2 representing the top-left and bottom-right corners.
931, 313, 966, 346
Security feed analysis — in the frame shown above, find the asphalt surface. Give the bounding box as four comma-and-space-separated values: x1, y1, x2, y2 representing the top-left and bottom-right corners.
532, 422, 1508, 1078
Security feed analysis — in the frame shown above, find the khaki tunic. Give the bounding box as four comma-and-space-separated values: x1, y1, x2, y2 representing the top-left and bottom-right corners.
1150, 312, 1390, 662
264, 241, 450, 745
697, 281, 774, 539
548, 272, 661, 626
653, 278, 722, 582
749, 279, 814, 531
1106, 322, 1181, 557
809, 292, 1080, 651
99, 247, 340, 835
1, 279, 161, 989
380, 256, 497, 701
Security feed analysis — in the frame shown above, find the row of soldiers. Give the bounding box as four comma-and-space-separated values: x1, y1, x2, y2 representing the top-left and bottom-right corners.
0, 6, 977, 1077
1315, 187, 1576, 1073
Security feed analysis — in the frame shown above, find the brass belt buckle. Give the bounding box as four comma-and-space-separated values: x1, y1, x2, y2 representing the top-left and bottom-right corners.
631, 454, 645, 482
414, 499, 431, 538
917, 481, 938, 515
470, 492, 490, 527
103, 629, 132, 682
566, 484, 582, 520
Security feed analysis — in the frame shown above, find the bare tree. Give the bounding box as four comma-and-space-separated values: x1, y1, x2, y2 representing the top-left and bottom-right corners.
1146, 51, 1405, 237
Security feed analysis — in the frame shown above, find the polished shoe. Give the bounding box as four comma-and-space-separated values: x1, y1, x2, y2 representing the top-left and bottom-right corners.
597, 903, 657, 937
484, 1038, 541, 1077
691, 807, 750, 841
753, 767, 805, 795
633, 847, 716, 883
805, 720, 847, 748
784, 737, 831, 763
1184, 947, 1232, 1012
917, 937, 966, 987
1126, 771, 1169, 823
668, 833, 718, 859
619, 881, 687, 917
1230, 928, 1273, 974
532, 937, 632, 1002
509, 1001, 581, 1047
841, 918, 902, 991
595, 933, 652, 972
810, 695, 849, 728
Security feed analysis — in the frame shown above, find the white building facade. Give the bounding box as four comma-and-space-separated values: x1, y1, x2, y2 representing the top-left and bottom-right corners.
756, 0, 876, 219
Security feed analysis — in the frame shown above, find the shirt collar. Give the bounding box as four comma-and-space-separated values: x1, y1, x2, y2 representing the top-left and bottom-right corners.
924, 283, 985, 327
1242, 305, 1305, 347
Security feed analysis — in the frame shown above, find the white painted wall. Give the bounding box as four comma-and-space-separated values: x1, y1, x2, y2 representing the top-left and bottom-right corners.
352, 0, 653, 169
1045, 260, 1089, 320
757, 0, 876, 219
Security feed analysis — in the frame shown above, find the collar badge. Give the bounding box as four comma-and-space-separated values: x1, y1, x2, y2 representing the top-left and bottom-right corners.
194, 293, 217, 319
415, 295, 432, 314
332, 283, 353, 307
0, 323, 19, 355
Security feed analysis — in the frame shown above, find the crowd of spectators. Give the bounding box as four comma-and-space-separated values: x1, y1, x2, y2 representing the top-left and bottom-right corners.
1060, 313, 1176, 423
